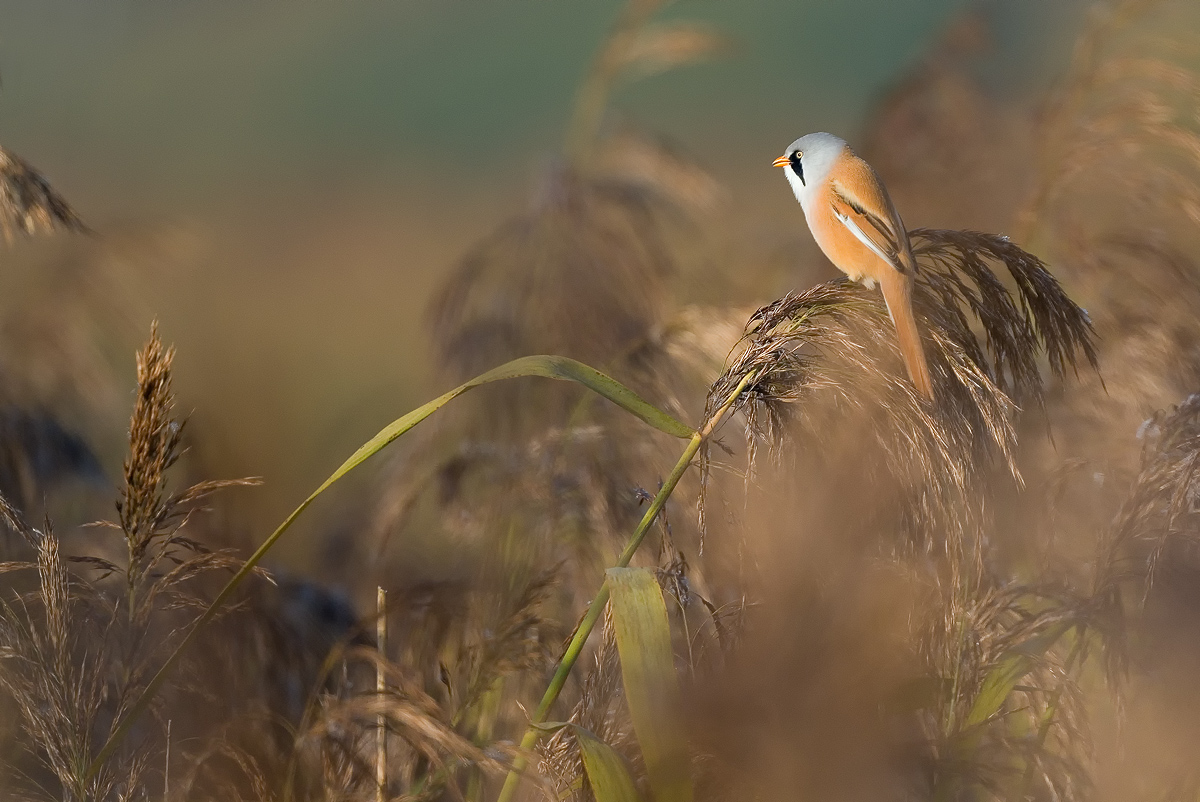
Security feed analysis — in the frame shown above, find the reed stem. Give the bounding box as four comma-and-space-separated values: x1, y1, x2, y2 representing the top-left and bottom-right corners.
495, 371, 753, 802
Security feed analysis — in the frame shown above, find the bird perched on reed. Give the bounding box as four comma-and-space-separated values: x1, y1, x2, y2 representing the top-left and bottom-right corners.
774, 132, 933, 400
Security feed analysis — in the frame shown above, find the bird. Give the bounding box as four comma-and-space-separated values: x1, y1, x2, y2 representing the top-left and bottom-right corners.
773, 132, 934, 400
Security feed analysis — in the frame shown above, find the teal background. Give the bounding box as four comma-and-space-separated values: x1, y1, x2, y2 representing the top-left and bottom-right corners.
0, 0, 1157, 552
0, 0, 1094, 210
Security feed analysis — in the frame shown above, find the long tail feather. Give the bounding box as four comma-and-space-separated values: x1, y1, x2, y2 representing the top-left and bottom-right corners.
878, 269, 934, 400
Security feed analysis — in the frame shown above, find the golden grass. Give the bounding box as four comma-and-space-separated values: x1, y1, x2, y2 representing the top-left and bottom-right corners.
2, 1, 1200, 801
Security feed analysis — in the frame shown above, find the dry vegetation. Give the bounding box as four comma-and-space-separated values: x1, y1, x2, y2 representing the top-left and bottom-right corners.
2, 0, 1200, 801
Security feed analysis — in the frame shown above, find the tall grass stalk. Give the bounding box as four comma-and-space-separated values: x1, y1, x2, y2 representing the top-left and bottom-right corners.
563, 0, 723, 165
496, 369, 756, 802
565, 0, 663, 164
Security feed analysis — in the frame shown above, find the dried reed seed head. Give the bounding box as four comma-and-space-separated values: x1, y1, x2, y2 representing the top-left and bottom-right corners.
920, 581, 1093, 802
371, 422, 659, 588
0, 328, 268, 802
285, 637, 501, 800
1022, 1, 1200, 238
369, 293, 726, 600
910, 229, 1099, 399
457, 569, 558, 714
0, 146, 88, 242
1102, 395, 1200, 591
701, 230, 1096, 590
702, 289, 991, 624
395, 128, 724, 602
707, 281, 1017, 501
176, 737, 278, 802
308, 692, 491, 769
593, 128, 724, 213
1012, 15, 1200, 581
118, 324, 181, 544
1090, 392, 1200, 683
611, 22, 730, 85
0, 520, 139, 802
430, 169, 677, 382
713, 229, 1098, 433
115, 325, 258, 587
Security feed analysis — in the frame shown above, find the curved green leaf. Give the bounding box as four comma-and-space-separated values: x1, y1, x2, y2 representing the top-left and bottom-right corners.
574, 725, 644, 802
87, 356, 690, 781
607, 567, 693, 802
327, 355, 692, 494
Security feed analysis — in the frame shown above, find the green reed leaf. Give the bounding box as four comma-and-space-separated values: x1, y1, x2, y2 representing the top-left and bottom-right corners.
965, 623, 1071, 729
327, 356, 692, 493
607, 567, 693, 802
575, 725, 645, 802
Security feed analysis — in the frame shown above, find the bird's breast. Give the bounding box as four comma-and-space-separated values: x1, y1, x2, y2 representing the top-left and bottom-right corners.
802, 182, 887, 283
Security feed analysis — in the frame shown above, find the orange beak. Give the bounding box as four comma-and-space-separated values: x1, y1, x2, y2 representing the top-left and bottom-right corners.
772, 155, 790, 168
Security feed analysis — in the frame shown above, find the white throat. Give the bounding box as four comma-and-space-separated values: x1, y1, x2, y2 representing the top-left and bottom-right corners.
783, 164, 808, 205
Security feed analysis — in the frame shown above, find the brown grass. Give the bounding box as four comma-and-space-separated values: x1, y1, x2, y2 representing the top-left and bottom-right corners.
3, 2, 1200, 802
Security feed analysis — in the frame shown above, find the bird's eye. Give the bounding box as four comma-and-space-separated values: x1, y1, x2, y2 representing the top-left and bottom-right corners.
794, 151, 803, 160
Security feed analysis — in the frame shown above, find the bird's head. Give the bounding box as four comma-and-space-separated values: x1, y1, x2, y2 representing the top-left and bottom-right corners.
773, 132, 847, 203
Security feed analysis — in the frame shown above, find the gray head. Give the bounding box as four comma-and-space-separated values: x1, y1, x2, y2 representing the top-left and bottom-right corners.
774, 132, 848, 203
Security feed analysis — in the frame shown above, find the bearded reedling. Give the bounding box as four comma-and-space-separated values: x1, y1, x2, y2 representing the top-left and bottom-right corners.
774, 132, 933, 400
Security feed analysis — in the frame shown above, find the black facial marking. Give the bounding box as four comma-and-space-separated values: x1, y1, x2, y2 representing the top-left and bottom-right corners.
789, 151, 805, 185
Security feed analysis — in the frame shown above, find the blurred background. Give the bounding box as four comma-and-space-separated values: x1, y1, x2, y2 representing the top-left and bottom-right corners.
3, 1, 1200, 800
0, 0, 1176, 561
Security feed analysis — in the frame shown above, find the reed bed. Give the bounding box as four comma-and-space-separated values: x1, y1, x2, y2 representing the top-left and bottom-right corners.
2, 1, 1200, 801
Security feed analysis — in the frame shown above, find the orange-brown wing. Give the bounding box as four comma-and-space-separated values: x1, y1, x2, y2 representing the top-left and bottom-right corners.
827, 159, 916, 275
